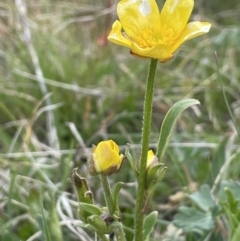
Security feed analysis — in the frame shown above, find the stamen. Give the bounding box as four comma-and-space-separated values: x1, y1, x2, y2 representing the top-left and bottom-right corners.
133, 25, 176, 48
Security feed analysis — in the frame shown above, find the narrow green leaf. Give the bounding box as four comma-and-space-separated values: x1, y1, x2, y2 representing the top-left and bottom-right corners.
156, 99, 200, 162
40, 201, 52, 241
143, 211, 158, 241
2, 230, 14, 241
215, 52, 240, 137
79, 202, 102, 216
219, 187, 240, 240
113, 182, 124, 211
125, 144, 138, 175
225, 188, 239, 212
74, 222, 94, 229
48, 195, 63, 241
72, 168, 93, 204
231, 224, 240, 241
218, 181, 240, 201
8, 172, 16, 219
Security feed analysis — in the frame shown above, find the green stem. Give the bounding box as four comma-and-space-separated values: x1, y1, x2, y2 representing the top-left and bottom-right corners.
100, 175, 126, 241
100, 174, 114, 214
134, 58, 158, 241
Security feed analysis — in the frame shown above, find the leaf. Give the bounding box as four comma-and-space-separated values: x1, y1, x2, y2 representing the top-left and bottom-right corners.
2, 230, 14, 241
125, 144, 138, 175
189, 184, 215, 212
231, 223, 240, 241
156, 99, 200, 162
72, 169, 94, 222
219, 187, 240, 241
224, 188, 239, 213
174, 206, 215, 235
206, 136, 230, 186
74, 222, 94, 230
143, 211, 158, 241
79, 202, 102, 216
218, 180, 240, 202
113, 182, 124, 211
72, 168, 93, 204
87, 215, 109, 234
40, 201, 52, 241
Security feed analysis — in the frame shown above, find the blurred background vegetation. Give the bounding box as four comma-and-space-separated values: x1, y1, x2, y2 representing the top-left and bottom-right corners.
0, 0, 240, 240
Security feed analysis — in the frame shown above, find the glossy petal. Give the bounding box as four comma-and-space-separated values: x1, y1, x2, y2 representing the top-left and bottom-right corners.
108, 139, 120, 153
90, 140, 124, 175
170, 21, 211, 54
108, 20, 132, 48
117, 0, 161, 41
161, 0, 193, 37
108, 0, 211, 61
98, 143, 117, 169
131, 42, 173, 61
146, 150, 155, 167
146, 150, 158, 168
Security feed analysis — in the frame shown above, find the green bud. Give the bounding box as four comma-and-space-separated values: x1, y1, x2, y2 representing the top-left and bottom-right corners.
146, 163, 167, 189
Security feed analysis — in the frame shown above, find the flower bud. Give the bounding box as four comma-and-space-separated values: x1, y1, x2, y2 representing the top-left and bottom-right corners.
145, 150, 167, 189
146, 150, 158, 169
88, 140, 124, 176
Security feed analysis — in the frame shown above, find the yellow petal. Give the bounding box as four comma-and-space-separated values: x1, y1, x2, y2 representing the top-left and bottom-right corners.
131, 41, 173, 61
117, 0, 160, 41
108, 20, 132, 48
117, 154, 125, 170
170, 21, 211, 54
108, 139, 120, 153
161, 0, 193, 37
94, 142, 119, 171
146, 150, 158, 168
147, 150, 154, 159
180, 21, 211, 41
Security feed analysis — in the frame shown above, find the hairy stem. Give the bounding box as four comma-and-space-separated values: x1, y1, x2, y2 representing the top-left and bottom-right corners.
134, 58, 158, 241
100, 175, 126, 241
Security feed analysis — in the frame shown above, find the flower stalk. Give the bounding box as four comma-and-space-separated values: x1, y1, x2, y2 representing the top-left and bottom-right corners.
134, 58, 158, 241
100, 174, 114, 214
100, 174, 126, 241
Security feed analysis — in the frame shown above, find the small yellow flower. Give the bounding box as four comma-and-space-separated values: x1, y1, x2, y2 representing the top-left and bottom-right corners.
108, 0, 211, 62
146, 150, 158, 168
89, 140, 124, 176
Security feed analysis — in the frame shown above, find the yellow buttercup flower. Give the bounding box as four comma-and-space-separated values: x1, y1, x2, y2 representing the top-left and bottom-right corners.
88, 140, 124, 176
146, 150, 158, 168
108, 0, 211, 62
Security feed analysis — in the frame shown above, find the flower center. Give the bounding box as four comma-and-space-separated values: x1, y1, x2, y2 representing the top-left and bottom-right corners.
133, 24, 177, 48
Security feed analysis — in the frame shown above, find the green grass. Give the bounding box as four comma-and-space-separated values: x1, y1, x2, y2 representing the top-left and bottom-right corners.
1, 0, 240, 240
